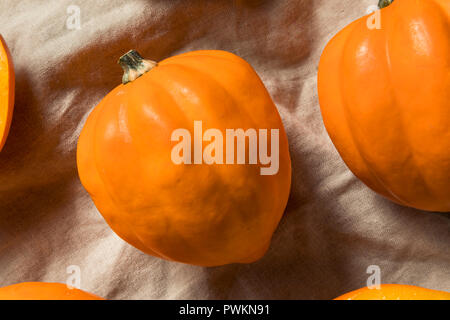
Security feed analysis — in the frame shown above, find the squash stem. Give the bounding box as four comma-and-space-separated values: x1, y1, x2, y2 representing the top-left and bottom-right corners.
378, 0, 394, 9
118, 50, 157, 84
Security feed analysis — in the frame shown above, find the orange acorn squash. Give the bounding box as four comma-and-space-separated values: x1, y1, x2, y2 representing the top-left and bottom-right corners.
77, 50, 291, 266
0, 35, 14, 152
0, 282, 103, 300
335, 284, 450, 300
318, 0, 450, 212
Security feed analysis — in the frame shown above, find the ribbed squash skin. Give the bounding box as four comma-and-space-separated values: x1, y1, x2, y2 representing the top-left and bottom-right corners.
0, 282, 103, 300
335, 284, 450, 300
318, 0, 450, 212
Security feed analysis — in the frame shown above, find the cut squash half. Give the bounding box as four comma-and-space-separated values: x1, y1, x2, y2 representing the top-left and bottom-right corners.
0, 35, 14, 152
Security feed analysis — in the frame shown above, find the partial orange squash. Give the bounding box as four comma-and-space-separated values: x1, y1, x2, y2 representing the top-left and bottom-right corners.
318, 0, 450, 212
0, 282, 103, 300
0, 35, 14, 152
77, 50, 291, 266
335, 284, 450, 300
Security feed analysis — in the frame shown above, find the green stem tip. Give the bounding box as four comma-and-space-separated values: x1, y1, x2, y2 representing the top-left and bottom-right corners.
118, 50, 157, 84
378, 0, 394, 9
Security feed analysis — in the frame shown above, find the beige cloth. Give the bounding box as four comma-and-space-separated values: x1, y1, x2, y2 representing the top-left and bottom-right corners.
0, 0, 449, 300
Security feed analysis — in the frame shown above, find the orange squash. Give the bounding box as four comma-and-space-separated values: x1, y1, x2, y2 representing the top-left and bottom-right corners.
318, 0, 450, 212
335, 284, 450, 300
0, 35, 14, 152
77, 50, 291, 266
0, 282, 103, 300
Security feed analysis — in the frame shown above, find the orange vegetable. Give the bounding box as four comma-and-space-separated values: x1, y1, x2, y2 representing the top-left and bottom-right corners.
0, 35, 14, 152
318, 0, 450, 212
335, 284, 450, 300
77, 50, 291, 266
0, 282, 103, 300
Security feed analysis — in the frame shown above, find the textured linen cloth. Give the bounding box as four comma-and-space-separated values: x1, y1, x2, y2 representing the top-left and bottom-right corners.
0, 0, 449, 300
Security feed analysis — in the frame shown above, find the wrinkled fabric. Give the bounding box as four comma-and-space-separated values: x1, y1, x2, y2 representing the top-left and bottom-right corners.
0, 0, 449, 300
